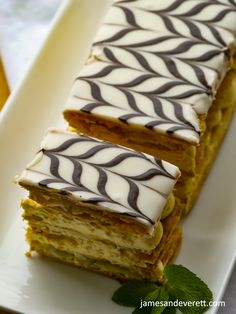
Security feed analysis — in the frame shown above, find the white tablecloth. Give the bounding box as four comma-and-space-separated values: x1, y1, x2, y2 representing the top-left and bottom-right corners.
0, 1, 235, 313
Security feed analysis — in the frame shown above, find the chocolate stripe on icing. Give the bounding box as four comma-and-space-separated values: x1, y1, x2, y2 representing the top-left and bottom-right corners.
43, 152, 153, 223
100, 37, 223, 58
93, 25, 227, 71
73, 98, 198, 136
212, 0, 236, 6
116, 0, 236, 33
43, 137, 98, 153
127, 180, 140, 213
66, 78, 201, 142
78, 63, 123, 80
40, 154, 152, 222
95, 46, 218, 89
120, 5, 139, 27
48, 153, 63, 181
107, 4, 235, 47
45, 133, 176, 177
79, 62, 210, 105
20, 130, 180, 227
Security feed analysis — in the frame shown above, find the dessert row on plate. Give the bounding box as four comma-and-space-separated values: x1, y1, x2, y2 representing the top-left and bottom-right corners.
17, 0, 236, 281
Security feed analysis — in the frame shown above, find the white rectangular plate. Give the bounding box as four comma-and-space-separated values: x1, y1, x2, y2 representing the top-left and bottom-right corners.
0, 0, 236, 313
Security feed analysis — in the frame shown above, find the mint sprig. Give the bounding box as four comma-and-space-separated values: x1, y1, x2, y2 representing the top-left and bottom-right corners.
151, 288, 169, 314
132, 287, 168, 314
112, 280, 158, 307
112, 264, 213, 314
164, 265, 213, 313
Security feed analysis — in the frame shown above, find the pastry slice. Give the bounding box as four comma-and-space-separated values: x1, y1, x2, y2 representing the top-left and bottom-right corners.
17, 129, 181, 282
63, 0, 236, 214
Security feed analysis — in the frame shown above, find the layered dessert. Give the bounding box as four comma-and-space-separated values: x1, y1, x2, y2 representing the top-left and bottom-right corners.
64, 0, 236, 213
17, 129, 181, 281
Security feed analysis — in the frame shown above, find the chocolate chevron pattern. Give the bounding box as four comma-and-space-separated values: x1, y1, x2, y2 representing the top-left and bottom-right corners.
79, 61, 211, 105
64, 0, 236, 144
92, 45, 221, 91
93, 25, 228, 72
105, 3, 235, 49
213, 0, 236, 6
66, 62, 203, 142
117, 0, 236, 9
20, 130, 180, 227
210, 0, 236, 6
115, 0, 236, 34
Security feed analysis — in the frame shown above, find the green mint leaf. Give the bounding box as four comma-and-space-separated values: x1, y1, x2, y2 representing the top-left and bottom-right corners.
145, 288, 160, 301
133, 287, 169, 314
164, 265, 213, 314
132, 288, 160, 314
161, 306, 176, 314
112, 280, 158, 307
151, 287, 169, 314
161, 293, 177, 314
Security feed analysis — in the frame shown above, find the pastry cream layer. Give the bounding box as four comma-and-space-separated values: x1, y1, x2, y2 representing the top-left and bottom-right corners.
25, 203, 182, 282
22, 193, 175, 252
26, 187, 175, 234
28, 227, 181, 282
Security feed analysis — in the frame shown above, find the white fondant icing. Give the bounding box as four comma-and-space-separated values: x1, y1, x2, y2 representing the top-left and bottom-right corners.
18, 129, 180, 229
